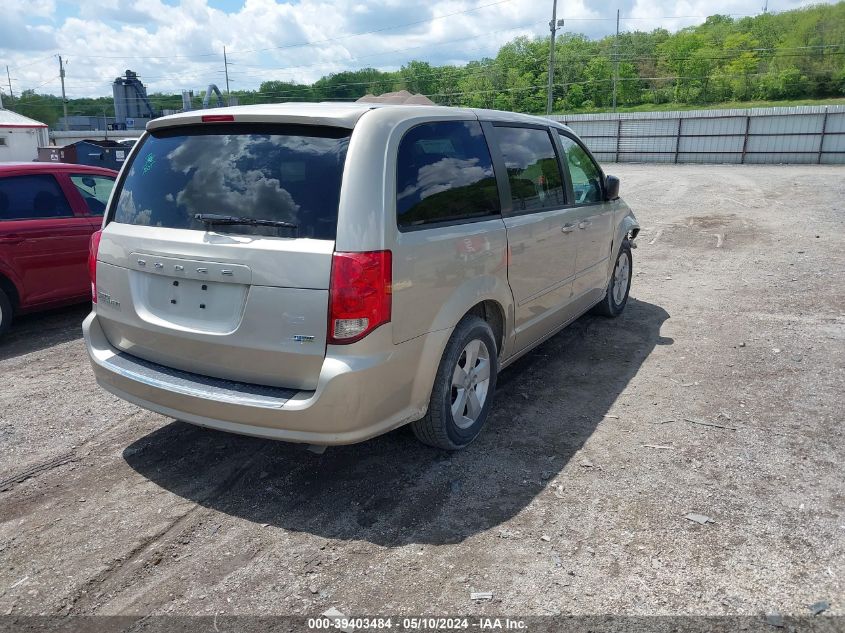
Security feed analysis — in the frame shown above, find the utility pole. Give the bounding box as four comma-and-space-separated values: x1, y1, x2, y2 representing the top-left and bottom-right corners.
58, 55, 68, 130
6, 66, 13, 100
223, 46, 231, 104
546, 0, 559, 115
611, 9, 620, 112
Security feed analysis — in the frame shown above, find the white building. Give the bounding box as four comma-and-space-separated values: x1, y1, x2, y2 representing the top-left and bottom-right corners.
0, 109, 49, 162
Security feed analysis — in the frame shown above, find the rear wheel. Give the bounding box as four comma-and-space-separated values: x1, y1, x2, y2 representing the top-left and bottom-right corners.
593, 241, 632, 318
0, 287, 12, 336
412, 316, 498, 450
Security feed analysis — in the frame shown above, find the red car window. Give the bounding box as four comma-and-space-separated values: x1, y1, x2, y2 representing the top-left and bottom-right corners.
69, 174, 115, 216
0, 174, 74, 220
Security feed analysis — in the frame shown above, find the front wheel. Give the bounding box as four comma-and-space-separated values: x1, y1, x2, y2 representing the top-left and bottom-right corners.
412, 316, 498, 450
593, 241, 632, 318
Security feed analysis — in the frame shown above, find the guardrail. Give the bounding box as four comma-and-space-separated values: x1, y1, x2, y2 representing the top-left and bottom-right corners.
546, 105, 845, 165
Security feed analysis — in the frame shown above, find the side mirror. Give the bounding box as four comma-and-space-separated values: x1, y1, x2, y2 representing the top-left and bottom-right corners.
81, 177, 96, 188
605, 174, 620, 201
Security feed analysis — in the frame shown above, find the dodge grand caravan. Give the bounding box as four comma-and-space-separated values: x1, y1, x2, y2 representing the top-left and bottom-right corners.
84, 103, 639, 450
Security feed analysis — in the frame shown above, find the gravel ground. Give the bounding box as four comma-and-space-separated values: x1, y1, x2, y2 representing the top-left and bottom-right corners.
0, 164, 843, 623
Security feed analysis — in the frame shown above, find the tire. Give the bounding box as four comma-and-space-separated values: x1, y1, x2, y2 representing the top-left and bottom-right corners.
412, 315, 498, 450
592, 241, 632, 318
0, 287, 12, 336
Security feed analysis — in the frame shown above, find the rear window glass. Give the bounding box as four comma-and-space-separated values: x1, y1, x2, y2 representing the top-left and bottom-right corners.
110, 124, 350, 240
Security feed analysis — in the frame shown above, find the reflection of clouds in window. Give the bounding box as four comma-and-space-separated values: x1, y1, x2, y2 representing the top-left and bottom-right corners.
268, 135, 345, 157
166, 135, 300, 223
398, 157, 491, 202
465, 122, 484, 137
497, 128, 555, 170
113, 129, 347, 239
501, 143, 543, 170
116, 189, 153, 226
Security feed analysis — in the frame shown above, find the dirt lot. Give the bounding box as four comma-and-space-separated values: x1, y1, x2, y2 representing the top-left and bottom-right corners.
0, 164, 843, 623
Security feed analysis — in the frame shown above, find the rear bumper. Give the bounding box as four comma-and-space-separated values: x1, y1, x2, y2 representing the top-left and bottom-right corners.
83, 311, 450, 445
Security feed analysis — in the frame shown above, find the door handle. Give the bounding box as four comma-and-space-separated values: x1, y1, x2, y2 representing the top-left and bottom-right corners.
578, 221, 592, 230
0, 235, 24, 244
561, 224, 576, 233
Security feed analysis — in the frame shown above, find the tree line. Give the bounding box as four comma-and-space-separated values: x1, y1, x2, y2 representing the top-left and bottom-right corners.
4, 2, 844, 128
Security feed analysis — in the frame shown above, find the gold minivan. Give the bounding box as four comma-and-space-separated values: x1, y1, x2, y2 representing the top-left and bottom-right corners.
84, 103, 639, 449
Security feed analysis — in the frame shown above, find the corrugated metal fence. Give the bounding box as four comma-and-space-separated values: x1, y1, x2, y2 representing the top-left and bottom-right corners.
545, 105, 845, 165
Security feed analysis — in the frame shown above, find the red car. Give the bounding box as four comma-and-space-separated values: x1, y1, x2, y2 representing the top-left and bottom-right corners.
0, 162, 117, 334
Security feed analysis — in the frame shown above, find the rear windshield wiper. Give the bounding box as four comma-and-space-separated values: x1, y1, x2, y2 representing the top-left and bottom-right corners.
194, 213, 297, 229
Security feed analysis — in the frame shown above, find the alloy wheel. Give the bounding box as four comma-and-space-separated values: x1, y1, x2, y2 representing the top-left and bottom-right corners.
450, 339, 491, 429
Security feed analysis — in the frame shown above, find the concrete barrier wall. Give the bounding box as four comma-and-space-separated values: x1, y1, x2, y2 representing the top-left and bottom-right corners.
545, 105, 845, 165
49, 130, 143, 144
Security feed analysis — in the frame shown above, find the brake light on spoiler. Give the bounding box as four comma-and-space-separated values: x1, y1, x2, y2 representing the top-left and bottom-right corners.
201, 114, 235, 122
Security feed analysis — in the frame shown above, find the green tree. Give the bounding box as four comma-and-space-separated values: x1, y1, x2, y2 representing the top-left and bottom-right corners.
563, 83, 586, 110
583, 57, 612, 107
723, 33, 761, 100
398, 61, 438, 97
657, 32, 705, 102
11, 90, 60, 127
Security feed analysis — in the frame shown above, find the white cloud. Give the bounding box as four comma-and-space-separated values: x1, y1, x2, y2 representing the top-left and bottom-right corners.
0, 0, 838, 98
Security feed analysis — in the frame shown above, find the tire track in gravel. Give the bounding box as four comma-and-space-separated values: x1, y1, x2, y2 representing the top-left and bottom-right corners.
0, 410, 149, 520
0, 451, 77, 493
63, 442, 271, 615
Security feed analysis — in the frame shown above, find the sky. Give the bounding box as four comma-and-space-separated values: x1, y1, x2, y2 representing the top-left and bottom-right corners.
0, 0, 838, 99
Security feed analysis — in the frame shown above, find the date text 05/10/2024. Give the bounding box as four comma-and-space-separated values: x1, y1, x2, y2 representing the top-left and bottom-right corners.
307, 617, 528, 630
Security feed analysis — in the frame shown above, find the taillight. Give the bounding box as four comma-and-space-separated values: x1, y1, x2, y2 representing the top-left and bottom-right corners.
88, 229, 102, 303
328, 251, 392, 344
201, 114, 235, 122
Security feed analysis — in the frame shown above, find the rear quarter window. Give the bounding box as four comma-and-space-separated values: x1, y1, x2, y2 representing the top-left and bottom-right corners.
396, 120, 500, 229
109, 124, 350, 240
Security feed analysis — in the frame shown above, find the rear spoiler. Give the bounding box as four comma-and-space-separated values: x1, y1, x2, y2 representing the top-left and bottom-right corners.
146, 106, 370, 132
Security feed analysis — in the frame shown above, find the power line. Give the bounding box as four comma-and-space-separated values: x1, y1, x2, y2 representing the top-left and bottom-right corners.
240, 47, 845, 96
559, 13, 759, 21
37, 36, 839, 100
228, 42, 841, 87
559, 47, 845, 67
13, 45, 844, 105
11, 65, 841, 111
56, 51, 221, 61
422, 68, 841, 99
6, 53, 59, 72
12, 40, 843, 103
18, 75, 61, 93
